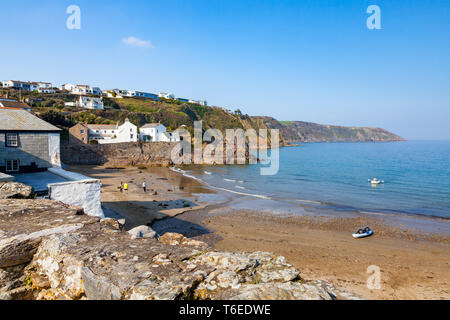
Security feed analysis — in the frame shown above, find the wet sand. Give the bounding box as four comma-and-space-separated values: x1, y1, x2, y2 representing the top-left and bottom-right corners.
68, 165, 212, 229
70, 165, 450, 300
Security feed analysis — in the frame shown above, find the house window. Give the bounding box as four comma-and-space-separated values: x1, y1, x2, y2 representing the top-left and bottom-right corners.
80, 130, 84, 134
5, 160, 19, 172
5, 133, 19, 147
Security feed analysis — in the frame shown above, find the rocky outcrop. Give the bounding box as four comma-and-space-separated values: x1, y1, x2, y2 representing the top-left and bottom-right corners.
0, 182, 34, 199
0, 199, 361, 300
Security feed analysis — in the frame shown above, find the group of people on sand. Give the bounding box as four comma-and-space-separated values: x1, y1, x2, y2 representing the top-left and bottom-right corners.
119, 180, 147, 193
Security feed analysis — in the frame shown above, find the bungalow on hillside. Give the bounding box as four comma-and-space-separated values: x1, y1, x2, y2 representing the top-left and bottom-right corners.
0, 109, 61, 173
0, 99, 32, 112
37, 88, 56, 94
1, 80, 53, 91
71, 85, 102, 96
69, 119, 138, 144
158, 92, 175, 99
75, 96, 104, 110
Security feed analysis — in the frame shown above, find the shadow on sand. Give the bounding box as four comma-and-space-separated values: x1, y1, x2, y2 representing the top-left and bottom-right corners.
102, 199, 211, 239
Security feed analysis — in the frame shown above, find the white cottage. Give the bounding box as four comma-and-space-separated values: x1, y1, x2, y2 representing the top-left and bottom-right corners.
140, 123, 180, 142
87, 119, 138, 144
76, 96, 104, 110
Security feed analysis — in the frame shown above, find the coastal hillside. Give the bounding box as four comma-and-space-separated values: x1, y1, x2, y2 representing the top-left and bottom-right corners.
255, 117, 405, 143
2, 88, 403, 143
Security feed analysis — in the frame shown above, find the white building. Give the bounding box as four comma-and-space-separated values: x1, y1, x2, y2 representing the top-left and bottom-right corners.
2, 80, 53, 91
38, 88, 56, 94
140, 123, 180, 142
158, 92, 175, 99
189, 99, 208, 106
75, 96, 104, 110
60, 83, 75, 91
87, 119, 138, 144
70, 85, 102, 96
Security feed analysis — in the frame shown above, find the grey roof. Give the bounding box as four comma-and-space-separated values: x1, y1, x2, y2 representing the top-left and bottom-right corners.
0, 109, 61, 131
141, 123, 164, 129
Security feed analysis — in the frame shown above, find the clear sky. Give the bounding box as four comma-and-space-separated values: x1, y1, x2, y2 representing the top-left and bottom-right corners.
0, 0, 449, 140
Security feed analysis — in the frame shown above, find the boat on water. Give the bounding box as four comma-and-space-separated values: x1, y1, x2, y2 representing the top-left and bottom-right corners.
369, 178, 384, 185
352, 227, 374, 239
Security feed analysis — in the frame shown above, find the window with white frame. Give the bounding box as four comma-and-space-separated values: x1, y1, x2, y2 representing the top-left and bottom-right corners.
5, 133, 19, 147
5, 160, 19, 172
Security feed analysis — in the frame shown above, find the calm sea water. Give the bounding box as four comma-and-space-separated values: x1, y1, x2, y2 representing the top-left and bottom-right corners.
177, 141, 450, 220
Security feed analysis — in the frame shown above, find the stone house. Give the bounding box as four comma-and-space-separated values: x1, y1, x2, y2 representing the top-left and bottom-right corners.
69, 123, 90, 144
0, 109, 61, 173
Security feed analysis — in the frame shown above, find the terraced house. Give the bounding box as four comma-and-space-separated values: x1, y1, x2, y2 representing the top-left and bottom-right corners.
0, 109, 61, 173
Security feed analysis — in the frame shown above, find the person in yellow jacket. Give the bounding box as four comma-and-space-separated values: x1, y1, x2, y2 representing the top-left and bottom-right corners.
123, 183, 129, 191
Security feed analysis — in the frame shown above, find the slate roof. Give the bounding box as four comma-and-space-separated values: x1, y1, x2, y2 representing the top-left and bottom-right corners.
0, 109, 60, 131
0, 100, 31, 109
141, 123, 164, 129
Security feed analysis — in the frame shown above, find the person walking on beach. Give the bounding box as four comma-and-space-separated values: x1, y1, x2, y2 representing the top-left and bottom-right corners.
119, 182, 124, 192
142, 180, 147, 193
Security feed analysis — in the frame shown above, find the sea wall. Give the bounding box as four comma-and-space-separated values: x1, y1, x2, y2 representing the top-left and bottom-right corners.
61, 141, 176, 166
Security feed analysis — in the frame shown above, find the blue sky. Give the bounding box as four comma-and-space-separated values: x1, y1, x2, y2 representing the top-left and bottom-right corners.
0, 0, 449, 140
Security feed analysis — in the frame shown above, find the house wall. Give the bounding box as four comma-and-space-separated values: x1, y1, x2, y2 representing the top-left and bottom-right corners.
140, 125, 167, 142
98, 121, 137, 144
69, 123, 89, 144
48, 179, 104, 218
0, 132, 53, 172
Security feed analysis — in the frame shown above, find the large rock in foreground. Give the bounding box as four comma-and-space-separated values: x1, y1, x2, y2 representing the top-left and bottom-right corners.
0, 199, 361, 300
0, 182, 34, 199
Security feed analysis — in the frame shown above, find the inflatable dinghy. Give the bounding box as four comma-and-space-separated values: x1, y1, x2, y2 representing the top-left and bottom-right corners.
368, 178, 384, 185
352, 227, 374, 239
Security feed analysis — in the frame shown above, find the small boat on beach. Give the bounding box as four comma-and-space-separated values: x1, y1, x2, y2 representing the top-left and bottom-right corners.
352, 227, 374, 239
368, 178, 384, 185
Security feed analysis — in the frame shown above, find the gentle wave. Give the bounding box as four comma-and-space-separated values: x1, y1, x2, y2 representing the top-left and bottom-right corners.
171, 167, 271, 200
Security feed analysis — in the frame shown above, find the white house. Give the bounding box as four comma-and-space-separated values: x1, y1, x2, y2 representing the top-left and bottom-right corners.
189, 99, 208, 106
60, 83, 75, 91
158, 92, 175, 99
72, 85, 92, 95
159, 131, 181, 142
87, 119, 138, 144
38, 88, 56, 94
70, 85, 101, 96
75, 96, 104, 110
2, 80, 53, 91
140, 123, 180, 142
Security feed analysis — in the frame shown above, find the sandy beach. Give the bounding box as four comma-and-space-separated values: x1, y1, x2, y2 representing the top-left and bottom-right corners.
70, 165, 450, 300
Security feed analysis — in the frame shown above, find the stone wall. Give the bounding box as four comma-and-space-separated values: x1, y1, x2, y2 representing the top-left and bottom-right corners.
61, 141, 176, 166
0, 132, 52, 172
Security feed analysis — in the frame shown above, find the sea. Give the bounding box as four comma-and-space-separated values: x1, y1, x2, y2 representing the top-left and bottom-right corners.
172, 141, 450, 232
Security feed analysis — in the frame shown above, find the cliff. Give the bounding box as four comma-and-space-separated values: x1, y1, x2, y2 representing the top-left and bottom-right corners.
0, 199, 361, 300
251, 117, 404, 143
